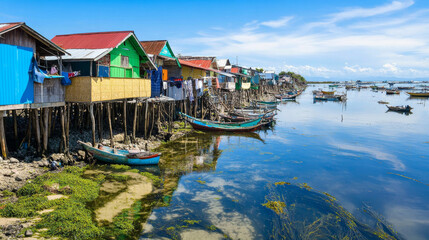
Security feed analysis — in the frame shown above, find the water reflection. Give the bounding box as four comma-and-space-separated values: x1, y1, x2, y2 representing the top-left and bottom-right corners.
140, 84, 429, 239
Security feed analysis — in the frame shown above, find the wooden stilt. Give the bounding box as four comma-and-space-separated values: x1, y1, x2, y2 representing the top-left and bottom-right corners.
123, 100, 128, 144
107, 102, 114, 147
89, 103, 96, 147
0, 111, 9, 159
144, 99, 148, 139
42, 108, 49, 154
34, 109, 41, 153
132, 102, 138, 142
97, 103, 102, 142
60, 106, 67, 153
12, 110, 18, 145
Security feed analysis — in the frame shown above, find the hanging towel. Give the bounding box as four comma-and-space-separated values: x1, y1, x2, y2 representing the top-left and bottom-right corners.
216, 78, 220, 89
163, 81, 168, 90
61, 71, 72, 86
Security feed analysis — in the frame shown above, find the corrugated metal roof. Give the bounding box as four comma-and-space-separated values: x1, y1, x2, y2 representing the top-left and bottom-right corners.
217, 71, 236, 78
51, 31, 133, 49
185, 59, 212, 69
0, 22, 23, 34
140, 40, 166, 55
216, 59, 230, 68
179, 59, 210, 71
0, 22, 69, 56
45, 48, 111, 61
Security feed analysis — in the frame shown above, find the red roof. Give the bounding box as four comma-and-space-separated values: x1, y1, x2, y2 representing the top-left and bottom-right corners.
51, 31, 133, 49
140, 40, 166, 55
179, 59, 211, 71
231, 67, 239, 73
185, 59, 212, 69
0, 22, 23, 34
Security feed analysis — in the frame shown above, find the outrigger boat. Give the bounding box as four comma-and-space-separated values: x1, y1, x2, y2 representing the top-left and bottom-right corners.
386, 105, 412, 112
407, 92, 429, 97
179, 113, 265, 132
221, 110, 276, 122
79, 141, 161, 165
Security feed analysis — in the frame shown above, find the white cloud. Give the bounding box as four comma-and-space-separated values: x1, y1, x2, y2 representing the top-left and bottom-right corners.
261, 16, 294, 28
330, 0, 414, 22
176, 0, 429, 79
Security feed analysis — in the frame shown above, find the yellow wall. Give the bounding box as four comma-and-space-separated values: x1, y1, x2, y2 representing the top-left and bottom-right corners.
182, 66, 206, 79
66, 77, 151, 102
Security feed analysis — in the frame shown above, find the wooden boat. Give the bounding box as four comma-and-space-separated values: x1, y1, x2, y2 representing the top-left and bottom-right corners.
407, 92, 429, 97
221, 111, 275, 122
275, 94, 297, 100
314, 94, 346, 101
329, 84, 338, 88
386, 105, 412, 112
398, 86, 414, 90
256, 101, 279, 105
180, 113, 264, 132
321, 90, 335, 95
378, 101, 389, 104
79, 141, 160, 165
386, 89, 400, 94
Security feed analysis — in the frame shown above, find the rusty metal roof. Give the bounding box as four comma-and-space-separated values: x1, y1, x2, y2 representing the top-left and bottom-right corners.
0, 22, 23, 34
51, 31, 133, 49
185, 59, 212, 69
140, 40, 166, 55
0, 22, 68, 56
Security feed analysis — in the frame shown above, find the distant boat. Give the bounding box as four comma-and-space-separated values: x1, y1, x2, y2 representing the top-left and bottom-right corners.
79, 141, 160, 165
378, 101, 389, 104
386, 105, 412, 112
321, 90, 335, 95
256, 101, 279, 105
180, 113, 264, 132
386, 89, 400, 94
398, 86, 414, 90
407, 92, 429, 97
329, 84, 338, 88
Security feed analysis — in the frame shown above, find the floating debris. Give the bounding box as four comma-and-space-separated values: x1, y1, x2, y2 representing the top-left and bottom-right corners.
388, 172, 429, 186
275, 182, 291, 186
196, 180, 206, 185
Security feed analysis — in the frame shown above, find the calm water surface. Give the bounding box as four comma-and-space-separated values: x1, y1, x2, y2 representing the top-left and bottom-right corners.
141, 85, 429, 240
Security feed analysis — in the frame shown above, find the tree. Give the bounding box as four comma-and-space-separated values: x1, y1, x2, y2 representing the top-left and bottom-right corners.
284, 71, 306, 83
255, 68, 264, 73
279, 71, 286, 76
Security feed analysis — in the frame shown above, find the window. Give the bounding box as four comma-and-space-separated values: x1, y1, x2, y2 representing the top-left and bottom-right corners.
121, 56, 129, 67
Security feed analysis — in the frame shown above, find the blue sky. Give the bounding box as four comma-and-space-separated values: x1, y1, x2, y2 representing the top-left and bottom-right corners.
2, 0, 429, 80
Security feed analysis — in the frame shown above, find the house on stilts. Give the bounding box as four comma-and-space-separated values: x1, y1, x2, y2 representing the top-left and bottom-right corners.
0, 22, 69, 158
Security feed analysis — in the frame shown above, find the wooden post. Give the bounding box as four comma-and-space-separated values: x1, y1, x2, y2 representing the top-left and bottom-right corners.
123, 100, 128, 144
34, 109, 41, 153
42, 108, 49, 154
12, 110, 18, 145
66, 103, 70, 152
60, 106, 67, 153
97, 103, 102, 142
89, 103, 96, 147
132, 102, 138, 142
0, 111, 9, 159
107, 102, 114, 147
144, 99, 148, 139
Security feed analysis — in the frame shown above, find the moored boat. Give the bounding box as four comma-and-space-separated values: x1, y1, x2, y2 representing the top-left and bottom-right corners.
407, 92, 429, 97
386, 89, 400, 94
386, 105, 412, 112
321, 90, 335, 95
180, 113, 264, 132
79, 141, 161, 165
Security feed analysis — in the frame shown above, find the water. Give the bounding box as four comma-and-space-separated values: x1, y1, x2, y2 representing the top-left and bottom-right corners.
140, 85, 429, 240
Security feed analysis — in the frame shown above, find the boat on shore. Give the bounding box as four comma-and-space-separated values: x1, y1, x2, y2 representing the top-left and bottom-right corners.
407, 92, 429, 97
79, 141, 161, 165
180, 113, 265, 132
386, 105, 412, 112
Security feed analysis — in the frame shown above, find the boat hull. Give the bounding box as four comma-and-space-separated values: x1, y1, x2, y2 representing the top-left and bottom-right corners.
81, 143, 160, 165
407, 92, 429, 97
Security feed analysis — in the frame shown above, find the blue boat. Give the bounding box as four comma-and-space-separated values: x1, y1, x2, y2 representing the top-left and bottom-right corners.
179, 113, 264, 132
79, 141, 160, 165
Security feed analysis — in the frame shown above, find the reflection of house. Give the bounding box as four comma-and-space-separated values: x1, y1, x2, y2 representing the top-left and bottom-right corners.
0, 22, 69, 110
140, 40, 182, 79
50, 31, 156, 102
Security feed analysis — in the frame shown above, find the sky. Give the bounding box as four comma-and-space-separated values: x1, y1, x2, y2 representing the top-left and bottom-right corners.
1, 0, 429, 81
